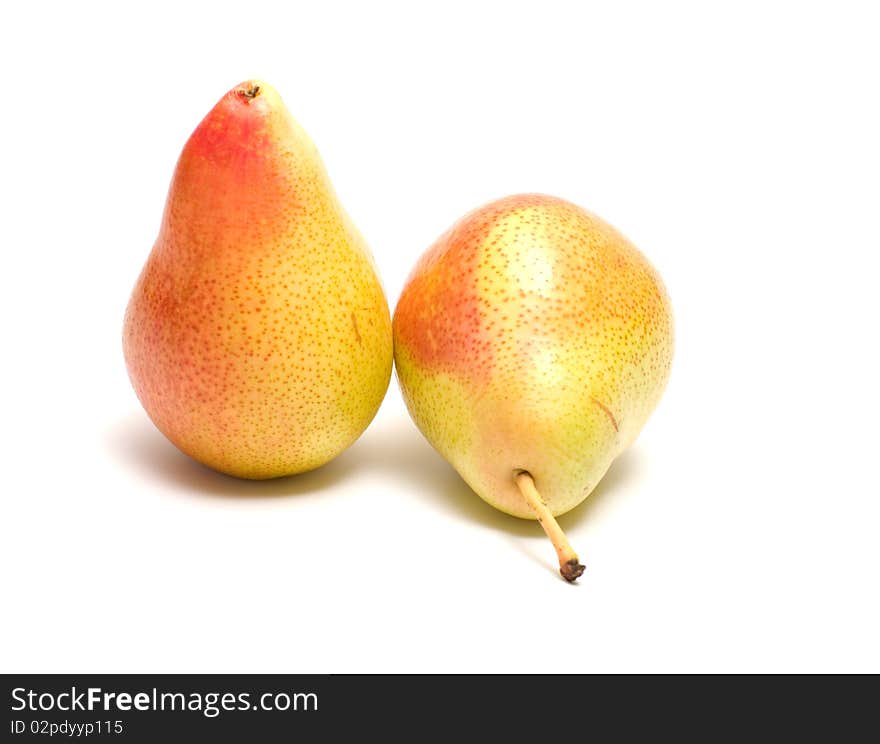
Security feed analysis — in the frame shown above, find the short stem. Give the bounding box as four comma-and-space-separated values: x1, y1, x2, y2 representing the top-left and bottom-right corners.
515, 471, 585, 582
238, 83, 261, 100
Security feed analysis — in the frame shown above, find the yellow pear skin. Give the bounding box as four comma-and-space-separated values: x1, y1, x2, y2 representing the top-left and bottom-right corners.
393, 194, 673, 580
124, 81, 392, 478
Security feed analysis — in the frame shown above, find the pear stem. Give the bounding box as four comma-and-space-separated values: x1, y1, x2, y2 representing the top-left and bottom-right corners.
515, 471, 585, 583
239, 84, 261, 100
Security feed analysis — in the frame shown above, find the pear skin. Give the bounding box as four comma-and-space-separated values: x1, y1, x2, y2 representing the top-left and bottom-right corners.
393, 194, 673, 580
124, 81, 392, 479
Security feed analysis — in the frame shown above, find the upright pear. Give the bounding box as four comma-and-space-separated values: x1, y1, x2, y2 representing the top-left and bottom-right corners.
393, 194, 673, 580
124, 81, 392, 479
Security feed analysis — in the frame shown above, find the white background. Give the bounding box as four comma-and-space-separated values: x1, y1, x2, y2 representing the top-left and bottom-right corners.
1, 1, 878, 672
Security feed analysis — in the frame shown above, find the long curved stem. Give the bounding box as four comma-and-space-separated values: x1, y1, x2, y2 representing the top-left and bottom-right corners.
515, 471, 585, 582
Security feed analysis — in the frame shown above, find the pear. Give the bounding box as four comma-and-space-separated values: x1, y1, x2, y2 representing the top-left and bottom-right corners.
393, 194, 673, 581
124, 81, 392, 479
